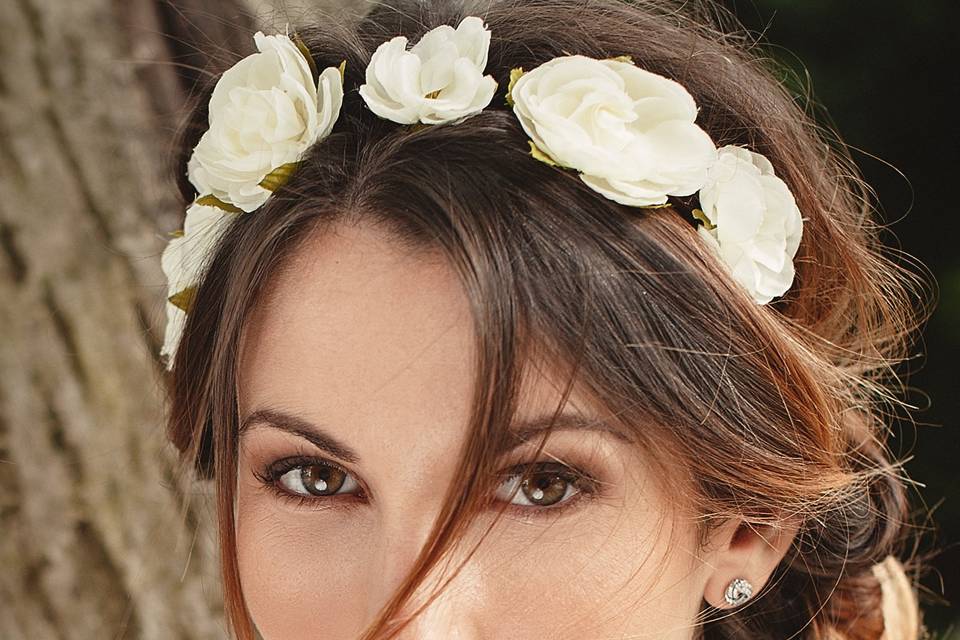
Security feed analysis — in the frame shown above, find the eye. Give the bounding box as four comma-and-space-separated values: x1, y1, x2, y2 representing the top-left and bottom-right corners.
494, 461, 596, 511
278, 461, 361, 497
254, 455, 364, 507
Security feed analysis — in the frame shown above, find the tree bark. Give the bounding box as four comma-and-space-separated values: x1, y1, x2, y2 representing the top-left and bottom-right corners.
0, 1, 273, 638
0, 1, 368, 636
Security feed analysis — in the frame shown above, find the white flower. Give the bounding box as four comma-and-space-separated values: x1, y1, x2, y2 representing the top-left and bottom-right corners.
358, 16, 498, 125
696, 145, 803, 305
161, 303, 188, 371
187, 31, 344, 212
159, 201, 236, 368
162, 201, 234, 298
508, 54, 718, 207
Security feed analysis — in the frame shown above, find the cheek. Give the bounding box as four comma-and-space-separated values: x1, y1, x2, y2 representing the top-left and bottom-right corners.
236, 483, 372, 640
475, 508, 707, 638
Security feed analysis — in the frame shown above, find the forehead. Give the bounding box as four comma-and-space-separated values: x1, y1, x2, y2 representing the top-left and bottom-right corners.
236, 220, 588, 447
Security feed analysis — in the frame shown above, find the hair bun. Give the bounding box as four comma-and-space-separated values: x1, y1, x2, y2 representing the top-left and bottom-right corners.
824, 555, 923, 640
872, 555, 921, 640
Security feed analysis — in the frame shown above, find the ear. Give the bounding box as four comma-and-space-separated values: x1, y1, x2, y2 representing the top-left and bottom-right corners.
701, 516, 800, 609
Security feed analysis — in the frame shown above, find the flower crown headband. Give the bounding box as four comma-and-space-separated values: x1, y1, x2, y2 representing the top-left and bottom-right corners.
160, 17, 804, 370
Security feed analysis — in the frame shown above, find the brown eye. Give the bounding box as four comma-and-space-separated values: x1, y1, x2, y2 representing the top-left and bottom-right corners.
521, 472, 568, 506
278, 463, 358, 497
496, 463, 584, 508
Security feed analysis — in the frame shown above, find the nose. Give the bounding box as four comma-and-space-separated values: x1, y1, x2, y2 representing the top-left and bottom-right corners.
391, 556, 485, 640
361, 490, 488, 638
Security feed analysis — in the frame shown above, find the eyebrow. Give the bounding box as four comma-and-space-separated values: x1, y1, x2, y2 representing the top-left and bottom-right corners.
239, 407, 633, 465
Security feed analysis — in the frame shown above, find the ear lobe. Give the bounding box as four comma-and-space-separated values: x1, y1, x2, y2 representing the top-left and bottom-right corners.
701, 517, 800, 609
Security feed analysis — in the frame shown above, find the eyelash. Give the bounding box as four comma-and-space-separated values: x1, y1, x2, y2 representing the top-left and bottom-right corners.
252, 453, 602, 520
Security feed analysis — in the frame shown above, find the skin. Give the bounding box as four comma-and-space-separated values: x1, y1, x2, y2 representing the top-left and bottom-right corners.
235, 220, 798, 639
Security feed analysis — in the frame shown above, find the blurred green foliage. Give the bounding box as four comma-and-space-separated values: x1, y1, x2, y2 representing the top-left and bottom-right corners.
726, 0, 959, 634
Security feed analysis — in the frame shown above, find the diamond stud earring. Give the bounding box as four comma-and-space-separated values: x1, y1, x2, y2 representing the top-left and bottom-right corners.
724, 577, 754, 606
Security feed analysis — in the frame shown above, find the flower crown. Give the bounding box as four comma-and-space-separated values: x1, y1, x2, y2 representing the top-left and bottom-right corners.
160, 17, 804, 370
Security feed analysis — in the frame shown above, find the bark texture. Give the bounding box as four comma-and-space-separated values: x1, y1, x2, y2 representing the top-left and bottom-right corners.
0, 0, 365, 636
0, 0, 325, 637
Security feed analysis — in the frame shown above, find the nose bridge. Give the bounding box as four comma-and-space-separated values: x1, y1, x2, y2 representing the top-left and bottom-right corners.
394, 551, 485, 639
364, 516, 432, 611
364, 508, 485, 639
362, 441, 487, 638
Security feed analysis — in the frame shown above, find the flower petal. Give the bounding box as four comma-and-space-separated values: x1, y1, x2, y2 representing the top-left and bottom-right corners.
359, 16, 495, 125
509, 54, 716, 205
696, 145, 803, 303
185, 31, 343, 210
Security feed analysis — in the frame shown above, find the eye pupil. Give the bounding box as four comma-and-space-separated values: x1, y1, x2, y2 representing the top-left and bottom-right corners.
301, 464, 345, 496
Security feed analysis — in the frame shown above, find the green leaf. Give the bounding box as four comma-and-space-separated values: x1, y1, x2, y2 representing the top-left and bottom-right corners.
195, 194, 244, 214
505, 67, 524, 107
338, 59, 346, 83
168, 285, 197, 313
258, 162, 299, 191
608, 54, 634, 65
168, 229, 184, 238
528, 140, 559, 166
691, 208, 716, 229
291, 31, 320, 86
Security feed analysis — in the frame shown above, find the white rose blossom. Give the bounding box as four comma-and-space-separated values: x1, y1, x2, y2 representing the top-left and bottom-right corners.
187, 30, 345, 212
695, 145, 804, 305
358, 16, 498, 125
160, 201, 236, 368
508, 54, 718, 206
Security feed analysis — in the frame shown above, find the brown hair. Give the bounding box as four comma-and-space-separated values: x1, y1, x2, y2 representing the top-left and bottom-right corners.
163, 1, 932, 638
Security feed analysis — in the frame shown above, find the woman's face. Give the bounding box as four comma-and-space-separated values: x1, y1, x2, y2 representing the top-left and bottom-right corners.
235, 221, 721, 639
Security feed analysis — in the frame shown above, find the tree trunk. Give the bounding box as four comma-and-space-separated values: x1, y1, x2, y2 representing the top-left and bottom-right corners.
0, 1, 309, 637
